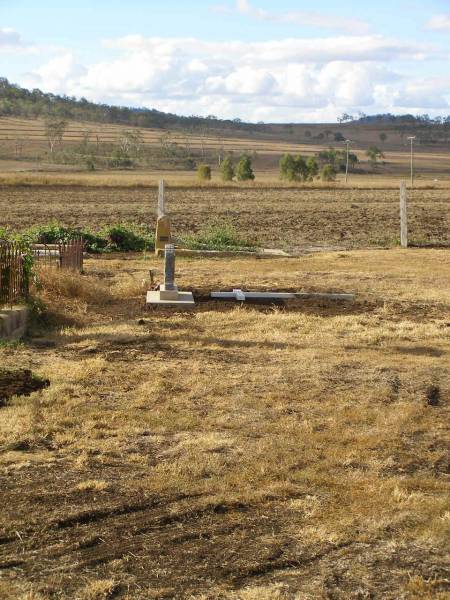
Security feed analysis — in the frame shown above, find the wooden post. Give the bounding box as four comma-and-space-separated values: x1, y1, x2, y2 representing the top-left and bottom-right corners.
400, 181, 408, 248
158, 179, 165, 218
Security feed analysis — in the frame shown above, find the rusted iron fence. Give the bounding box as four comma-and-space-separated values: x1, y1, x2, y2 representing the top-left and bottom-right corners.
0, 241, 29, 308
31, 237, 84, 272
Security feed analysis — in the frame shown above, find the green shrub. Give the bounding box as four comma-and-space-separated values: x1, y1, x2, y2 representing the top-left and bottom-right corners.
181, 221, 256, 251
27, 223, 75, 244
236, 154, 255, 181
101, 223, 154, 252
306, 157, 319, 180
9, 222, 156, 254
321, 165, 337, 182
85, 155, 96, 171
279, 154, 308, 181
279, 154, 320, 182
197, 164, 211, 181
220, 157, 235, 181
108, 148, 134, 169
0, 227, 10, 241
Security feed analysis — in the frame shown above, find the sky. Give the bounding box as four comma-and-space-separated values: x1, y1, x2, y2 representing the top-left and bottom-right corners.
1, 0, 450, 123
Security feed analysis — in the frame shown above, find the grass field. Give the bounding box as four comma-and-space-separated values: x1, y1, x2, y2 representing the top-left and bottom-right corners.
1, 114, 449, 598
0, 249, 449, 599
1, 185, 449, 250
2, 114, 450, 180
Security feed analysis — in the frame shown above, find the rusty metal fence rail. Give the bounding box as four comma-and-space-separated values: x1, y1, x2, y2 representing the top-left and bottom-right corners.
0, 241, 28, 308
31, 237, 84, 272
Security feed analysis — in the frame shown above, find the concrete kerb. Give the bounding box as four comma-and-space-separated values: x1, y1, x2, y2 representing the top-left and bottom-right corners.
156, 248, 292, 258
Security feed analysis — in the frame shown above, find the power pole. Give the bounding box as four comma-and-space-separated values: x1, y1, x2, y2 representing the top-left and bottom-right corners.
345, 139, 351, 184
407, 136, 416, 186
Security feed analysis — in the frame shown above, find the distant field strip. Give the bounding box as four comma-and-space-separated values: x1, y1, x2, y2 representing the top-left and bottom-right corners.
0, 117, 319, 155
3, 118, 450, 170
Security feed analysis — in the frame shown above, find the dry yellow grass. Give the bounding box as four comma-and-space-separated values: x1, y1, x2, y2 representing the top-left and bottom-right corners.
1, 168, 450, 188
0, 249, 448, 598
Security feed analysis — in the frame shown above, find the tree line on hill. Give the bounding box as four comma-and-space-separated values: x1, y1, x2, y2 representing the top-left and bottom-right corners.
0, 78, 259, 133
3, 78, 450, 147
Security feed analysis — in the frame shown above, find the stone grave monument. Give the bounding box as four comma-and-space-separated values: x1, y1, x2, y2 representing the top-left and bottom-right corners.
155, 179, 172, 256
146, 244, 195, 307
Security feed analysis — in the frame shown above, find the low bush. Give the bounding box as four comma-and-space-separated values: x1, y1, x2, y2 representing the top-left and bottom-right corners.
16, 222, 155, 253
101, 223, 154, 252
197, 164, 211, 181
236, 154, 255, 181
220, 157, 235, 182
180, 221, 256, 251
321, 165, 337, 182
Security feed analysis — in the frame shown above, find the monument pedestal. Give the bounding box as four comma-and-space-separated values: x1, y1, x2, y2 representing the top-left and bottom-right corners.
146, 244, 195, 307
146, 290, 195, 307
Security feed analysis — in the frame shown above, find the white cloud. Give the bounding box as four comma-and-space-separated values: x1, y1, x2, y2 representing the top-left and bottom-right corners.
18, 34, 450, 122
232, 0, 370, 34
24, 53, 87, 91
426, 14, 450, 31
0, 27, 37, 53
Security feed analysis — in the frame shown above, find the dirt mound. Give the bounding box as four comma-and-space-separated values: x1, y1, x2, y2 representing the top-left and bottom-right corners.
0, 368, 49, 405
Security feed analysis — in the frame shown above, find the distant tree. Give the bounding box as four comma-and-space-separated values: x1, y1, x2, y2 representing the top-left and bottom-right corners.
347, 152, 359, 171
321, 165, 337, 182
197, 164, 211, 181
366, 145, 385, 166
84, 155, 96, 171
279, 154, 308, 182
119, 129, 144, 158
317, 147, 358, 173
334, 132, 345, 142
304, 130, 312, 138
338, 113, 354, 123
279, 154, 296, 181
45, 117, 67, 156
279, 154, 319, 182
236, 154, 255, 181
379, 132, 388, 143
108, 147, 134, 168
220, 157, 235, 181
306, 157, 319, 180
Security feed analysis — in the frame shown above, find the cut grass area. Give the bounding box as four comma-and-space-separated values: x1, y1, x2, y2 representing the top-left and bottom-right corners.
1, 170, 450, 188
0, 249, 448, 599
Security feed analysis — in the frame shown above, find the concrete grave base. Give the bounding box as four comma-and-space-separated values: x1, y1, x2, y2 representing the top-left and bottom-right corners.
0, 306, 29, 340
146, 290, 195, 307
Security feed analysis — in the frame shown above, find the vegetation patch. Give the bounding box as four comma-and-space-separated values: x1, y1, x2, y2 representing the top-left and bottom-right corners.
180, 221, 257, 251
2, 222, 156, 253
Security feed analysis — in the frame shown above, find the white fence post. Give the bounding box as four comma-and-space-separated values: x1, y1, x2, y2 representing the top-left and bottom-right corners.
400, 181, 408, 248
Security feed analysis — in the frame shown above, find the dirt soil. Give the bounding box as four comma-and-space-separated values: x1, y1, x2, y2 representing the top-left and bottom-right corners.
0, 250, 449, 599
0, 185, 449, 251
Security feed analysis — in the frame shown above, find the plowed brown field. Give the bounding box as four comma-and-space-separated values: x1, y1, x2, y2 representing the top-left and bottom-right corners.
1, 185, 449, 250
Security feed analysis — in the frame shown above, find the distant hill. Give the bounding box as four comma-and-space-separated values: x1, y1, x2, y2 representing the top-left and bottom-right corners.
2, 78, 450, 147
0, 78, 260, 134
